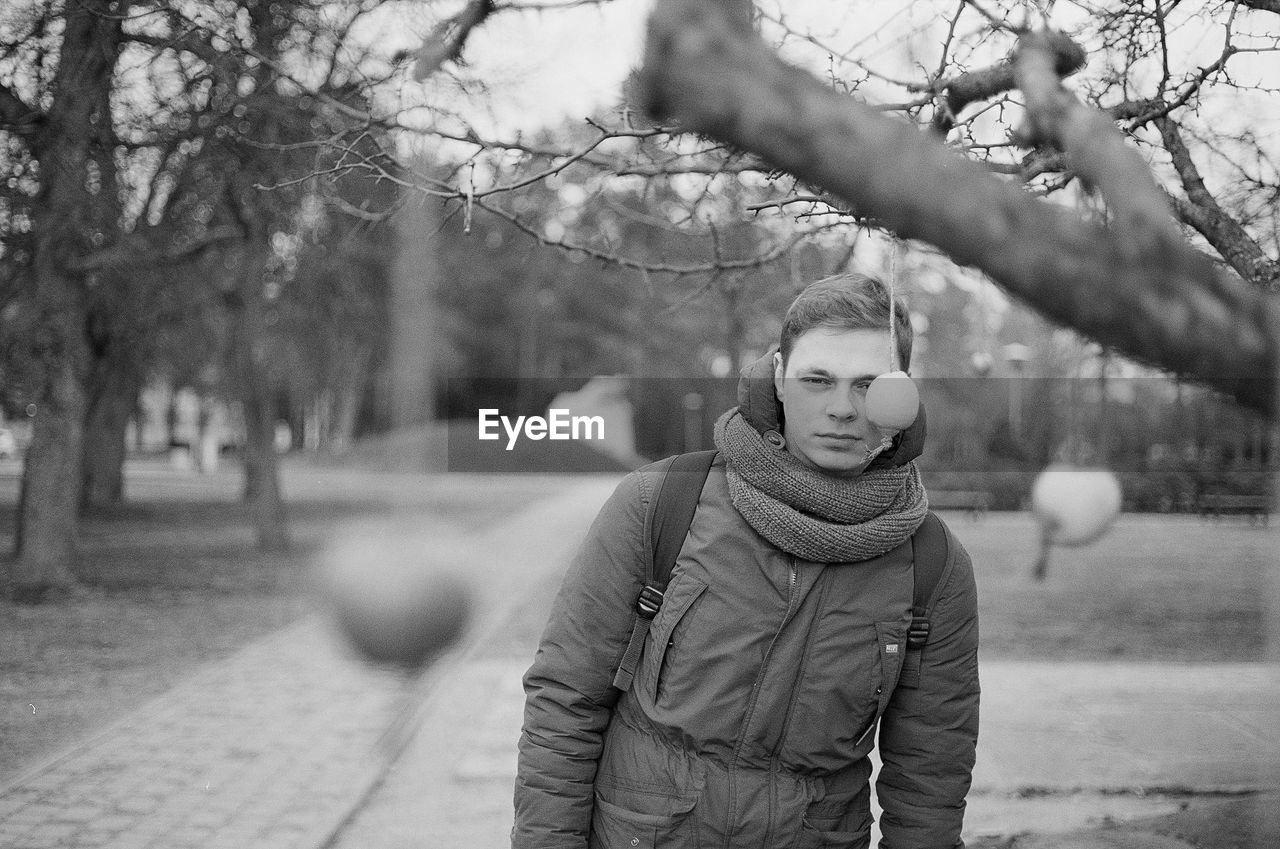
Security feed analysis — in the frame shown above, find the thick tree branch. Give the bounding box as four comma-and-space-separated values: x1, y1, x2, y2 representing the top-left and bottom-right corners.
399, 0, 495, 81
0, 82, 44, 137
399, 0, 621, 82
126, 27, 226, 68
638, 0, 1278, 419
930, 31, 1085, 134
1014, 30, 1183, 252
1237, 0, 1280, 14
67, 224, 243, 272
1157, 118, 1280, 290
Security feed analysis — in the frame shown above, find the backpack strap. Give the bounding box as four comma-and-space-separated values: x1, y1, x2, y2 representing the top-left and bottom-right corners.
898, 511, 951, 689
611, 450, 718, 692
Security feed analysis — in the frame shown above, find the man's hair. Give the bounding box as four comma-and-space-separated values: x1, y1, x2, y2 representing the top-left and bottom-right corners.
778, 272, 913, 370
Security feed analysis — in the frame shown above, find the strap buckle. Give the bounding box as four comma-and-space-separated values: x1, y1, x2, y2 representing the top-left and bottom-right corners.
907, 615, 930, 650
636, 584, 665, 620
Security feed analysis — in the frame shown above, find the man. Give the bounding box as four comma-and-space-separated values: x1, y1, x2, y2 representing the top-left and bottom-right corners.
514, 273, 979, 849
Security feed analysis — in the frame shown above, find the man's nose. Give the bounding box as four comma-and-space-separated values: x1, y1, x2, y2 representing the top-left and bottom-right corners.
826, 387, 859, 420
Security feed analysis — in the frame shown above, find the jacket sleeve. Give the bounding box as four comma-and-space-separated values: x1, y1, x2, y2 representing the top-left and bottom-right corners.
876, 523, 980, 849
512, 470, 652, 849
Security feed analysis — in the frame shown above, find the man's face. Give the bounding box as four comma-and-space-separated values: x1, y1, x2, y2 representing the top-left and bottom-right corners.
773, 327, 896, 476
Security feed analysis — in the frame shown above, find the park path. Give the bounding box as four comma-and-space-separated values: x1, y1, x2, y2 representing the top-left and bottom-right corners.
1, 466, 1278, 848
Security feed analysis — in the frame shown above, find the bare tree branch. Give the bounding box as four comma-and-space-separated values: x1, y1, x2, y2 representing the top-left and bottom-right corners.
616, 161, 766, 177
745, 195, 858, 219
1157, 117, 1280, 290
1115, 40, 1240, 129
756, 8, 919, 91
471, 192, 830, 276
638, 0, 1278, 418
963, 0, 1026, 32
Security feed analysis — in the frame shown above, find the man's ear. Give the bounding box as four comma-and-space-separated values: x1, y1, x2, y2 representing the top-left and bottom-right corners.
772, 351, 785, 402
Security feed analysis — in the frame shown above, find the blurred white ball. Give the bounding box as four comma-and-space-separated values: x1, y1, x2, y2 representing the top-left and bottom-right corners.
1031, 464, 1122, 546
316, 526, 473, 669
865, 371, 919, 431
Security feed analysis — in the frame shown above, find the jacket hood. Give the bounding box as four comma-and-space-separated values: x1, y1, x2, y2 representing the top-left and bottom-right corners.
736, 348, 926, 470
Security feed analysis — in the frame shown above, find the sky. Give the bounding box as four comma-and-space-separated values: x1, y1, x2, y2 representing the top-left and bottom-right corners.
391, 0, 1279, 147
367, 0, 655, 136
461, 0, 654, 131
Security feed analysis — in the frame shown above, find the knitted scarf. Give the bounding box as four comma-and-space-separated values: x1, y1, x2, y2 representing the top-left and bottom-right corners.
713, 408, 928, 563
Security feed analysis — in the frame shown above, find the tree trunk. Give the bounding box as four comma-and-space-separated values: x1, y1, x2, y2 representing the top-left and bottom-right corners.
389, 197, 438, 428
239, 375, 289, 552
228, 245, 290, 553
80, 354, 139, 511
327, 344, 372, 454
8, 0, 122, 598
11, 349, 87, 598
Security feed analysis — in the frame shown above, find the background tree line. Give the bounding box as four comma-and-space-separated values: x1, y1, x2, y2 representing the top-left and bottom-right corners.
3, 0, 1279, 598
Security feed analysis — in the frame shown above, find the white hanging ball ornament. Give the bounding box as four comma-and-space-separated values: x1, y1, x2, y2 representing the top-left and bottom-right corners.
1031, 464, 1122, 546
317, 527, 473, 670
865, 371, 919, 431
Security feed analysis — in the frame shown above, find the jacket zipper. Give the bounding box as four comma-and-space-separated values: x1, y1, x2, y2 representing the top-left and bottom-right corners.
725, 558, 800, 848
786, 560, 799, 614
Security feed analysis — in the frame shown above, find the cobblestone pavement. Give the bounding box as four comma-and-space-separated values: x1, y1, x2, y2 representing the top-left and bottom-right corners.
0, 616, 403, 849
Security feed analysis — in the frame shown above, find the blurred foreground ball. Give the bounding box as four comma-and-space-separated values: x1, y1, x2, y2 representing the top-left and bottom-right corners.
865, 371, 919, 431
317, 530, 473, 669
1031, 464, 1122, 546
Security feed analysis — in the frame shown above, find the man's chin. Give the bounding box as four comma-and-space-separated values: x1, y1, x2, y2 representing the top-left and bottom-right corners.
796, 445, 869, 477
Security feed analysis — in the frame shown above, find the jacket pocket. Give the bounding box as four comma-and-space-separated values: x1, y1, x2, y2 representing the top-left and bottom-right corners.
591, 789, 697, 849
792, 821, 871, 849
641, 576, 708, 706
847, 620, 908, 747
793, 783, 872, 848
872, 619, 907, 713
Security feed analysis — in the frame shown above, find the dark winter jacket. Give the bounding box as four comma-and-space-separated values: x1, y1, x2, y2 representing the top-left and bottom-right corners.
514, 454, 980, 849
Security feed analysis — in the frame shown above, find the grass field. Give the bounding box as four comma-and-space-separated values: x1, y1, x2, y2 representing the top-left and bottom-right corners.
1, 460, 1275, 791
957, 512, 1273, 661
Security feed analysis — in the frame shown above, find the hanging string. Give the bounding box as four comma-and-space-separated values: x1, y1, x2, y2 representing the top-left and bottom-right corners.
978, 277, 991, 364
887, 239, 900, 372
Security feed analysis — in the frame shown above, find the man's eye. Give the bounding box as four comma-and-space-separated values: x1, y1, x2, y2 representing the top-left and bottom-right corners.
801, 376, 830, 385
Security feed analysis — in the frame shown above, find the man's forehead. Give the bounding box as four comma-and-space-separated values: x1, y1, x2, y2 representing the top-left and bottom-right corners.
785, 327, 892, 372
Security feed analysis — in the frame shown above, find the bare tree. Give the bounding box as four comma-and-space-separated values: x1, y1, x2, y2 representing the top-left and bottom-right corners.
390, 0, 1279, 418
1, 0, 399, 593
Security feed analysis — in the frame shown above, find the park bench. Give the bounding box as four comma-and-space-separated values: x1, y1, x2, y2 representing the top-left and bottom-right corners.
928, 489, 991, 517
1198, 493, 1271, 525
